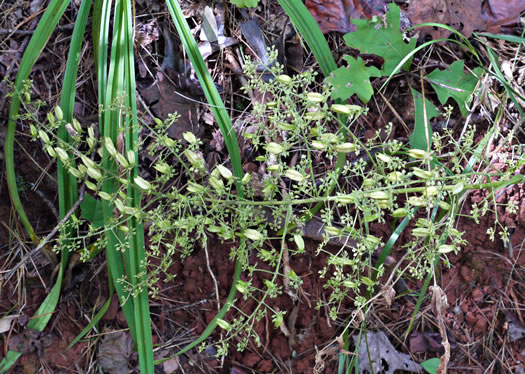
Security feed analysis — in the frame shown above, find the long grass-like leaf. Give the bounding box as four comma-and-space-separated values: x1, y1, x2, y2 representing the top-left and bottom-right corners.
96, 1, 154, 371
166, 0, 244, 188
163, 0, 245, 359
4, 0, 71, 242
277, 0, 337, 76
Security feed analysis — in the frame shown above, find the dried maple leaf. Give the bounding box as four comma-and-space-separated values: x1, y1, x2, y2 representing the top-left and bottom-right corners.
407, 0, 487, 39
305, 0, 389, 34
483, 0, 525, 31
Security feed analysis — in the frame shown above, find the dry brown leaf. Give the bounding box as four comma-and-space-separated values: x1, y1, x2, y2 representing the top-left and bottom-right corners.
305, 0, 388, 34
407, 0, 486, 39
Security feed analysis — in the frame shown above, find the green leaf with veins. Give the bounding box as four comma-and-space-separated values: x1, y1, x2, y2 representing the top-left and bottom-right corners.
425, 60, 483, 117
229, 0, 258, 8
344, 3, 416, 75
327, 56, 381, 103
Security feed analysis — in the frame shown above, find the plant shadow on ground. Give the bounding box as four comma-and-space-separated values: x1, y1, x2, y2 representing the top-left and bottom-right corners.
1, 0, 525, 373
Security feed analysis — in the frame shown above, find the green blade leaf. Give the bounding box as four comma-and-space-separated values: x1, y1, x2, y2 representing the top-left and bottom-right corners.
426, 60, 482, 117
80, 193, 105, 228
5, 0, 72, 242
344, 3, 416, 75
409, 88, 440, 151
277, 0, 337, 76
326, 56, 381, 103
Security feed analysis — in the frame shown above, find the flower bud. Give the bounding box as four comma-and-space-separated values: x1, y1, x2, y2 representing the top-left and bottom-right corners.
54, 106, 63, 121
376, 153, 392, 163
412, 167, 433, 180
277, 122, 294, 131
336, 193, 355, 204
187, 182, 205, 194
127, 150, 136, 166
392, 208, 409, 217
182, 131, 197, 144
265, 142, 284, 154
412, 227, 433, 237
324, 226, 341, 236
55, 147, 69, 162
209, 175, 224, 192
65, 123, 78, 138
67, 167, 82, 179
438, 244, 455, 253
311, 141, 326, 150
154, 161, 170, 174
284, 169, 304, 182
85, 181, 98, 191
408, 196, 426, 207
38, 129, 50, 144
367, 191, 390, 200
216, 164, 233, 180
115, 153, 129, 168
98, 191, 112, 200
104, 137, 118, 157
335, 142, 357, 153
386, 171, 403, 183
320, 133, 338, 143
408, 149, 431, 160
306, 92, 326, 103
243, 229, 263, 241
45, 145, 56, 158
72, 118, 82, 133
276, 74, 292, 84
304, 111, 325, 121
87, 167, 103, 181
242, 173, 252, 184
217, 318, 231, 331
134, 176, 152, 191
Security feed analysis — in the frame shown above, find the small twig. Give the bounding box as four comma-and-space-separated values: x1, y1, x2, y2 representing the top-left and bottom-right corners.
0, 24, 74, 35
3, 183, 86, 281
203, 240, 220, 313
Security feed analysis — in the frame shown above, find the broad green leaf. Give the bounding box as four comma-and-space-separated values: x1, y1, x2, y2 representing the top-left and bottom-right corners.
327, 56, 381, 103
421, 358, 441, 374
230, 0, 258, 7
426, 60, 482, 117
0, 351, 22, 373
344, 3, 416, 75
409, 88, 440, 151
80, 194, 104, 228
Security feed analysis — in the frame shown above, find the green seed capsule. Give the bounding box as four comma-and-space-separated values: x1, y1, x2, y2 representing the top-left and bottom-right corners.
134, 176, 152, 191
284, 169, 304, 182
54, 106, 64, 121
392, 208, 409, 217
335, 143, 357, 153
243, 229, 263, 241
276, 74, 292, 84
306, 92, 326, 103
438, 244, 455, 253
265, 142, 284, 154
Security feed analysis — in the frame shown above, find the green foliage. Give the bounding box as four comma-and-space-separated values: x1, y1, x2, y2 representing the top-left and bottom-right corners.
327, 4, 416, 104
80, 194, 104, 228
409, 88, 441, 150
327, 56, 381, 103
344, 3, 416, 75
421, 358, 441, 373
426, 60, 483, 117
229, 0, 258, 7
